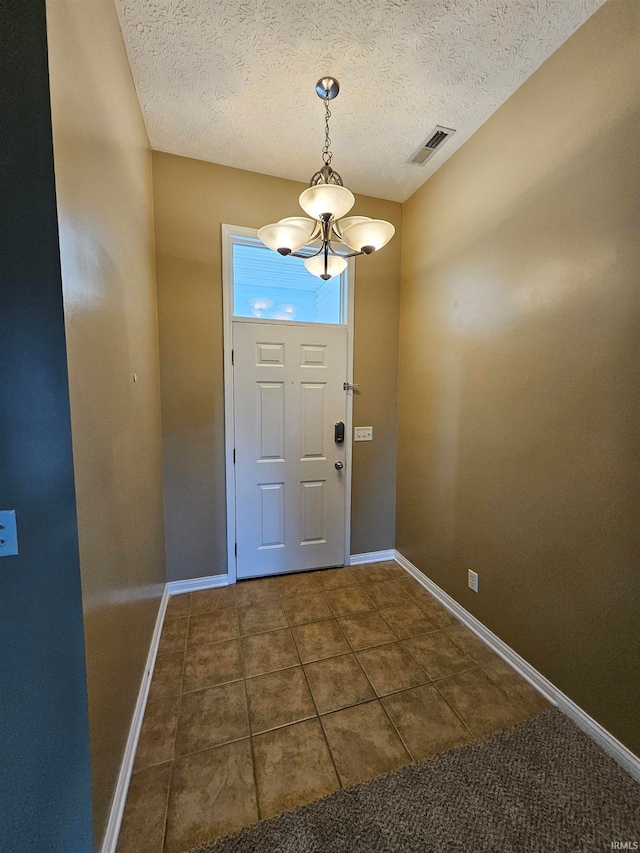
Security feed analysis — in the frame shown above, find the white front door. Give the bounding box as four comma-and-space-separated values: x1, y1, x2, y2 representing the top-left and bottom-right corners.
233, 321, 348, 579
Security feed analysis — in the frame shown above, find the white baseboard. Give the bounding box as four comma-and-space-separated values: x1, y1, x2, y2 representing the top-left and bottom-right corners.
393, 550, 640, 783
167, 573, 229, 595
100, 584, 169, 853
349, 549, 395, 566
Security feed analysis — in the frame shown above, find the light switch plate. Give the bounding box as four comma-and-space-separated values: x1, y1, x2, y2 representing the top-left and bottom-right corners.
354, 426, 373, 442
468, 569, 479, 593
0, 510, 19, 557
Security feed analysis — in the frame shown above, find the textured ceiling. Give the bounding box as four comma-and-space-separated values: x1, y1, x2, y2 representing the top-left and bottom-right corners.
115, 0, 605, 202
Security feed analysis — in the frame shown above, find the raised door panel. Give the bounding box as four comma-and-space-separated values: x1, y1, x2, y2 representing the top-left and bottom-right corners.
300, 344, 327, 367
259, 483, 285, 549
256, 342, 285, 366
300, 383, 326, 460
300, 480, 325, 544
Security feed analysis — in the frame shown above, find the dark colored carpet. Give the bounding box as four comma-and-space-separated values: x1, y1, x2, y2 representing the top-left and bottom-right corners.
190, 711, 640, 853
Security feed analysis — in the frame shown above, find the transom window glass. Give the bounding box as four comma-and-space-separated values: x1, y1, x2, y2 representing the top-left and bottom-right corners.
232, 239, 345, 324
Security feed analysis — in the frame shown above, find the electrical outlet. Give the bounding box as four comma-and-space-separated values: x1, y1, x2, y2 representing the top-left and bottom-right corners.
468, 569, 479, 593
354, 426, 373, 442
0, 510, 19, 557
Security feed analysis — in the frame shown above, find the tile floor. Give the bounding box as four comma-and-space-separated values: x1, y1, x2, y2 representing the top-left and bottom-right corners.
116, 562, 550, 853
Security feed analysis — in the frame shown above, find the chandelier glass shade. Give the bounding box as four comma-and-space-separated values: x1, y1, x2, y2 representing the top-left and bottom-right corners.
298, 184, 355, 221
257, 77, 395, 280
257, 222, 309, 254
278, 217, 320, 240
304, 253, 348, 279
339, 218, 396, 253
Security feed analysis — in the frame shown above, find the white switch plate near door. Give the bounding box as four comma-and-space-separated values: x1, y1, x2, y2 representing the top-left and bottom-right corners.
354, 426, 373, 442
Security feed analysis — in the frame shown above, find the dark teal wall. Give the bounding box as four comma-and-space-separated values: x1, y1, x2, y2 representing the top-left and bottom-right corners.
0, 1, 94, 850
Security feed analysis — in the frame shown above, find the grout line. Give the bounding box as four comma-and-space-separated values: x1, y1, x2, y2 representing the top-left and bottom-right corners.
276, 583, 344, 793
189, 602, 236, 618
316, 589, 418, 766
283, 580, 351, 789
430, 678, 477, 739
376, 693, 416, 764
168, 735, 254, 766
377, 575, 479, 739
366, 613, 400, 642
426, 664, 479, 684
299, 652, 343, 789
351, 655, 380, 699
158, 604, 190, 853
322, 573, 476, 765
479, 666, 533, 718
397, 636, 479, 683
158, 762, 172, 853
125, 754, 174, 773
181, 675, 245, 695
398, 637, 437, 679
238, 632, 262, 823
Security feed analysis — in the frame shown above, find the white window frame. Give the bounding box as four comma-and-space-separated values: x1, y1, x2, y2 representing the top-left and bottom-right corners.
221, 223, 355, 583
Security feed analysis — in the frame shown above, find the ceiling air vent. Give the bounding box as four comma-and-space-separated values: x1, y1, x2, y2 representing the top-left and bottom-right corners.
408, 126, 456, 165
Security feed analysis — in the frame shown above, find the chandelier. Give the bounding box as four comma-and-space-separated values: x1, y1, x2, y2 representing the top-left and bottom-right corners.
257, 77, 395, 280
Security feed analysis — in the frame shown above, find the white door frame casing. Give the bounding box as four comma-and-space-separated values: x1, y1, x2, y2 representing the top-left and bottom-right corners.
221, 223, 355, 584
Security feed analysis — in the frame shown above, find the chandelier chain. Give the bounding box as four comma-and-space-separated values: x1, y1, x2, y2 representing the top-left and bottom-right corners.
322, 94, 332, 165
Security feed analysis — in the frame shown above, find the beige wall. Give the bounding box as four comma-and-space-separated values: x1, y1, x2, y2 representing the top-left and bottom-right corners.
397, 0, 640, 754
153, 153, 402, 580
47, 0, 166, 843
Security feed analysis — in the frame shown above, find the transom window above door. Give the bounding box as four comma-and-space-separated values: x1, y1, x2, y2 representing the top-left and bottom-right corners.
231, 236, 346, 325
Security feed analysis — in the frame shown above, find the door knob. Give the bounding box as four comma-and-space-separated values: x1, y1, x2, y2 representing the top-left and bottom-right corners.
335, 461, 344, 470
